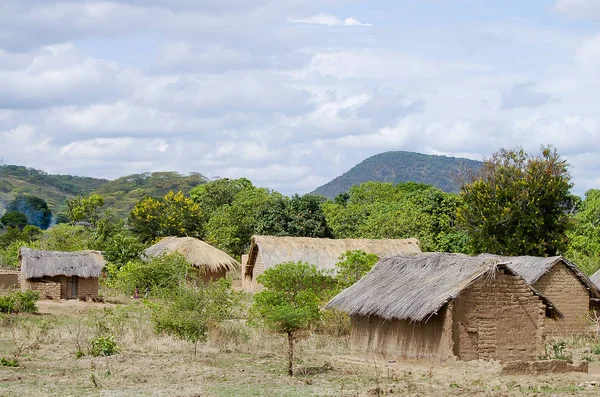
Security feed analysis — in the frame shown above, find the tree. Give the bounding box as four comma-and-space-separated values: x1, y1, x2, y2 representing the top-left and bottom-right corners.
116, 252, 191, 294
0, 211, 28, 229
189, 178, 253, 217
334, 250, 378, 290
6, 194, 52, 229
566, 189, 600, 275
36, 224, 94, 251
129, 191, 204, 242
66, 194, 105, 225
457, 146, 573, 256
251, 261, 335, 376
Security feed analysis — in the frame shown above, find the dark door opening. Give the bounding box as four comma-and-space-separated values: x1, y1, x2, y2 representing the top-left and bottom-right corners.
66, 276, 78, 299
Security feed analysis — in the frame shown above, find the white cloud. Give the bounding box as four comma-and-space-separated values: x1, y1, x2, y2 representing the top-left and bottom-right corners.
290, 14, 372, 27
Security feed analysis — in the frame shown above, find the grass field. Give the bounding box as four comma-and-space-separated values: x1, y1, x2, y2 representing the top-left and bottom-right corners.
2, 300, 600, 397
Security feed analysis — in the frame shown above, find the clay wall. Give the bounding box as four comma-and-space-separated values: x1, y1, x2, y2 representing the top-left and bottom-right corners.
452, 270, 546, 362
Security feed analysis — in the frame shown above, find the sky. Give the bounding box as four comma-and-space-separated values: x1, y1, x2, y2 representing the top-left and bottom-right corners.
1, 0, 600, 195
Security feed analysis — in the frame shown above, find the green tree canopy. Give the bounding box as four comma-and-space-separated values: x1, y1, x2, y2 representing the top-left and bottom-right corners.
457, 146, 573, 256
251, 261, 335, 376
566, 189, 600, 275
0, 211, 28, 229
334, 250, 379, 290
65, 194, 105, 225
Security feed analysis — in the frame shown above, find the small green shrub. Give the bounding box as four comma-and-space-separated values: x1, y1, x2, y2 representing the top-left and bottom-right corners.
0, 290, 39, 313
0, 357, 19, 367
592, 344, 600, 355
89, 335, 120, 357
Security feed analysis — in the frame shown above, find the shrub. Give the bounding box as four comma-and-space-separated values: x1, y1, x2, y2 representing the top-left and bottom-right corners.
0, 290, 39, 313
150, 278, 242, 354
116, 252, 191, 294
334, 250, 379, 290
89, 335, 120, 357
0, 357, 19, 367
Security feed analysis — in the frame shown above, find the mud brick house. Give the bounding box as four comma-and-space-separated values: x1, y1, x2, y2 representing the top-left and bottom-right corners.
19, 247, 105, 300
327, 253, 562, 362
480, 254, 600, 335
144, 237, 240, 283
0, 269, 19, 290
241, 236, 422, 292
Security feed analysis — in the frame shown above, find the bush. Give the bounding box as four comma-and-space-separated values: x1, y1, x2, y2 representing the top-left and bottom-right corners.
0, 357, 19, 367
150, 278, 242, 353
89, 335, 120, 357
0, 290, 39, 313
116, 252, 191, 294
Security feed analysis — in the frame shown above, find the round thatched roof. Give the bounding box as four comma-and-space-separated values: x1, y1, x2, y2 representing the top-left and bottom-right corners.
144, 237, 240, 273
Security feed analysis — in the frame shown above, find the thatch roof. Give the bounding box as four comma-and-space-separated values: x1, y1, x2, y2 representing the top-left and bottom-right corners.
245, 235, 422, 276
478, 254, 600, 298
144, 237, 240, 273
590, 269, 600, 290
19, 247, 105, 279
326, 252, 561, 322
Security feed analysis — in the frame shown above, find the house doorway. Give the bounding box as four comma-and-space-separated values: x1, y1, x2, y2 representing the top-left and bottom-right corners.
66, 276, 78, 299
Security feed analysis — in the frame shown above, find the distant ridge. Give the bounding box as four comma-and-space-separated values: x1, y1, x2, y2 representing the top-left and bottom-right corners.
311, 151, 482, 199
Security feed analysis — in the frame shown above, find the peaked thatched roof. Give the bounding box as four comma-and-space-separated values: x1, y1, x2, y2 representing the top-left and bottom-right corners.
144, 237, 240, 273
19, 247, 105, 279
326, 252, 561, 322
478, 254, 600, 298
245, 235, 422, 276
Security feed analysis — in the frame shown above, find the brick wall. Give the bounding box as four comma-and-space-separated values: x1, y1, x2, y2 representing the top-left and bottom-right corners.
24, 280, 61, 300
350, 306, 454, 360
77, 277, 99, 299
533, 262, 590, 335
452, 270, 546, 362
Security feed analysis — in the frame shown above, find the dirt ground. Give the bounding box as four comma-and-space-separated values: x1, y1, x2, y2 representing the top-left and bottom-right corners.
2, 300, 600, 397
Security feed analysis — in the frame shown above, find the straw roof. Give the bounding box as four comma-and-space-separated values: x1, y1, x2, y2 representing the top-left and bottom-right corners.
245, 235, 422, 276
326, 252, 561, 322
144, 237, 240, 273
478, 254, 600, 298
19, 247, 105, 279
590, 269, 600, 290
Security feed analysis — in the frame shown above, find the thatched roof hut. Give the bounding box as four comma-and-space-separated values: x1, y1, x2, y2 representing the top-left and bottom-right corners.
327, 253, 561, 362
144, 237, 240, 277
242, 235, 422, 292
327, 252, 559, 322
19, 247, 105, 279
479, 253, 600, 335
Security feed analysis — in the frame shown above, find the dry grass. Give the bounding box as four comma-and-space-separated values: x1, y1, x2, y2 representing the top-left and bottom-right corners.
1, 301, 600, 396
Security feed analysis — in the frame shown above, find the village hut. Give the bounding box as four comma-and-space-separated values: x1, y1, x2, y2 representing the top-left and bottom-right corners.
144, 237, 240, 282
590, 269, 600, 290
327, 253, 561, 362
479, 254, 600, 335
241, 236, 422, 292
19, 247, 105, 300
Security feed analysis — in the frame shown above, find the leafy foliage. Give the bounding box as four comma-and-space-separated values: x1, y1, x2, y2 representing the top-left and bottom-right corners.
0, 211, 28, 229
251, 261, 335, 375
256, 194, 331, 238
334, 250, 379, 290
88, 335, 120, 357
66, 194, 105, 225
129, 191, 204, 242
115, 252, 191, 294
0, 290, 39, 313
35, 224, 94, 251
150, 279, 242, 350
458, 146, 573, 256
566, 189, 600, 275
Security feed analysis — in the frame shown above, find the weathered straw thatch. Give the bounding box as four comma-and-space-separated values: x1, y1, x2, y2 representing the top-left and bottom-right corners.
144, 237, 240, 273
478, 254, 600, 297
19, 247, 105, 279
245, 235, 421, 276
590, 269, 600, 290
327, 252, 561, 322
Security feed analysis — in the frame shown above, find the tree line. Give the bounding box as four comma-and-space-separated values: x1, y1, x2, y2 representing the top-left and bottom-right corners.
1, 145, 599, 274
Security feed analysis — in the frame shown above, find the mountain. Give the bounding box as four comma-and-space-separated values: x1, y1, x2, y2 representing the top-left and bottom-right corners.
312, 151, 483, 198
0, 165, 108, 215
0, 166, 208, 218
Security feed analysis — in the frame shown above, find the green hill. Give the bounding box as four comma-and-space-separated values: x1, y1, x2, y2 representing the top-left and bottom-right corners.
312, 151, 482, 198
0, 165, 108, 215
0, 166, 209, 219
